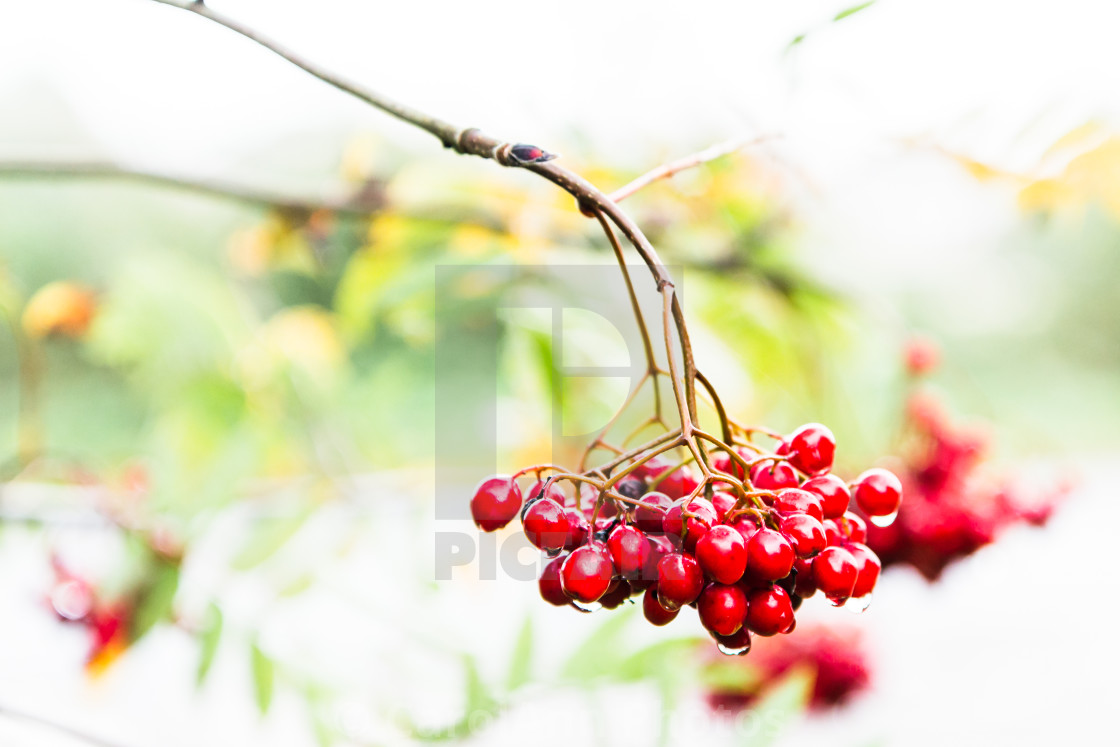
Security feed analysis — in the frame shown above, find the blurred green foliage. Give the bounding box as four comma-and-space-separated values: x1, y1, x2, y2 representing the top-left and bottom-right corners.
2, 102, 1119, 744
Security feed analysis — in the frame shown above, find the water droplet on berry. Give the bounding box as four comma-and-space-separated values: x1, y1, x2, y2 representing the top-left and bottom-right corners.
844, 594, 873, 613
869, 510, 898, 528
716, 641, 751, 656
827, 594, 848, 608
570, 599, 603, 613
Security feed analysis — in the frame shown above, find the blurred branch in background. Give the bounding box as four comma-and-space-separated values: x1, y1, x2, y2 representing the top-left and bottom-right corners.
0, 702, 129, 747
0, 161, 385, 217
608, 134, 782, 203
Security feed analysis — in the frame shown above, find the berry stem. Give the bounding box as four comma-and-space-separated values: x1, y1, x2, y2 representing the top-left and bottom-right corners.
2, 309, 45, 468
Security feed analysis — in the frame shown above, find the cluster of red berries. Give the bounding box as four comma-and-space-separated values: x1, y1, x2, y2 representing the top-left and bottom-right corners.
704, 623, 871, 713
864, 393, 1065, 580
48, 558, 132, 668
470, 423, 903, 654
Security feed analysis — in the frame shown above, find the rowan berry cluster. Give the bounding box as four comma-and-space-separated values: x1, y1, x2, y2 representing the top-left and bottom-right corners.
470, 423, 902, 654
865, 392, 1064, 580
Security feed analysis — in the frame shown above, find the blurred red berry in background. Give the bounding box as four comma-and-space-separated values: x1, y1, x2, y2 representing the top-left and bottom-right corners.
704, 624, 872, 713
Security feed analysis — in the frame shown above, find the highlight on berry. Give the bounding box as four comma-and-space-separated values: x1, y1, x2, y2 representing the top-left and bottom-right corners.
469, 422, 899, 654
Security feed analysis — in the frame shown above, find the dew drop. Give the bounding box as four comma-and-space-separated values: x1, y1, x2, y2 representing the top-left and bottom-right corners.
845, 594, 873, 613
716, 641, 751, 656
827, 594, 847, 608
869, 510, 898, 528
570, 599, 603, 613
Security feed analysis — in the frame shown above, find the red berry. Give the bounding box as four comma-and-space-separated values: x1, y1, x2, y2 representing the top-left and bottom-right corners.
711, 448, 752, 480
642, 585, 679, 626
785, 423, 836, 476
633, 534, 674, 591
905, 336, 940, 376
562, 508, 589, 550
710, 491, 737, 523
470, 475, 523, 532
695, 525, 748, 584
523, 498, 569, 551
745, 586, 795, 636
812, 546, 858, 601
841, 512, 868, 544
664, 467, 701, 499
698, 583, 748, 636
750, 460, 800, 490
634, 491, 673, 534
538, 555, 569, 606
616, 476, 647, 501
847, 542, 881, 598
599, 579, 633, 610
710, 626, 752, 654
773, 489, 824, 522
793, 557, 818, 598
656, 553, 704, 610
634, 458, 696, 499
746, 529, 795, 581
780, 513, 827, 559
851, 468, 903, 517
663, 497, 716, 552
607, 525, 650, 578
803, 474, 851, 520
527, 479, 566, 504
560, 544, 615, 603
728, 514, 760, 544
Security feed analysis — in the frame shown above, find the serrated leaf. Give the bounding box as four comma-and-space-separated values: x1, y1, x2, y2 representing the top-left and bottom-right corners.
833, 1, 876, 21
195, 603, 223, 687
131, 561, 179, 642
742, 666, 813, 747
505, 616, 533, 692
251, 642, 276, 715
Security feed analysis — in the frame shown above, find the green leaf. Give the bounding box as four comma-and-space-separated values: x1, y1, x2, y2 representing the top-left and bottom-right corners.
464, 654, 499, 716
409, 654, 500, 742
251, 642, 276, 715
131, 561, 180, 642
505, 616, 533, 693
614, 637, 698, 683
278, 574, 316, 598
232, 507, 313, 571
700, 658, 763, 692
195, 603, 223, 687
833, 1, 876, 21
742, 666, 813, 747
787, 1, 876, 51
311, 709, 337, 747
560, 606, 635, 682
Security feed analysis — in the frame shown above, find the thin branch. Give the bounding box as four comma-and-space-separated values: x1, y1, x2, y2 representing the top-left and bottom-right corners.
0, 702, 131, 747
0, 160, 381, 216
143, 0, 697, 418
607, 134, 780, 203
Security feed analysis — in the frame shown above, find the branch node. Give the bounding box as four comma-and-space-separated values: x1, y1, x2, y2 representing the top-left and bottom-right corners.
446, 127, 481, 155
